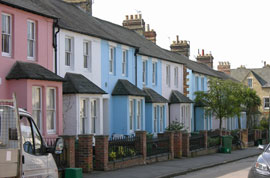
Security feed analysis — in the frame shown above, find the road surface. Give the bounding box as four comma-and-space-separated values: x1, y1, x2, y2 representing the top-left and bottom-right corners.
175, 156, 257, 178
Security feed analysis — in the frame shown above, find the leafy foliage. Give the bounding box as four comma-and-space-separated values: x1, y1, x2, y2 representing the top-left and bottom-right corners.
166, 121, 185, 131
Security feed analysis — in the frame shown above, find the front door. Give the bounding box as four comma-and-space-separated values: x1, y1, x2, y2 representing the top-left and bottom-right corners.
20, 116, 48, 177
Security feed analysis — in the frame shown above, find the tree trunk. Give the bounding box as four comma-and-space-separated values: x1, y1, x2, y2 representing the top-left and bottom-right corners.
219, 117, 222, 129
238, 116, 241, 130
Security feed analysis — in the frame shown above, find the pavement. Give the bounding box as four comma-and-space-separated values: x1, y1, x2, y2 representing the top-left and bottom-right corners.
83, 147, 262, 178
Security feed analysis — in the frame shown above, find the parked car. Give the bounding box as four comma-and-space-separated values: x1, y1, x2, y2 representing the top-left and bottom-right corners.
248, 144, 270, 178
0, 105, 63, 178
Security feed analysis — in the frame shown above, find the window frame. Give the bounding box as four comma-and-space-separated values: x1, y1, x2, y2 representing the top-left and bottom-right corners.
264, 97, 270, 109
109, 46, 115, 74
154, 106, 158, 133
90, 99, 97, 134
65, 37, 73, 67
27, 20, 36, 60
2, 13, 12, 57
159, 105, 164, 132
122, 50, 128, 76
46, 87, 56, 134
79, 98, 88, 134
195, 76, 199, 91
136, 100, 141, 130
247, 78, 253, 88
142, 60, 147, 85
83, 40, 92, 71
166, 65, 171, 87
129, 99, 134, 132
32, 86, 42, 131
152, 62, 157, 85
201, 77, 205, 91
174, 67, 178, 87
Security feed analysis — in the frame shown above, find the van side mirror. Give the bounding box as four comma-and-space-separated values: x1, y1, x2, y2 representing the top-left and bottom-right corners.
258, 145, 265, 150
54, 137, 64, 154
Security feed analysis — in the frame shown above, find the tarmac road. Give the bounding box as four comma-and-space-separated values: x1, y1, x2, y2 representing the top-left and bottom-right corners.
175, 156, 257, 178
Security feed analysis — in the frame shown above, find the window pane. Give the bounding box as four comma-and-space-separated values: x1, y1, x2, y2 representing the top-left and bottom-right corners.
20, 117, 34, 154
31, 121, 42, 155
46, 88, 55, 132
2, 34, 10, 53
129, 100, 133, 130
46, 111, 54, 130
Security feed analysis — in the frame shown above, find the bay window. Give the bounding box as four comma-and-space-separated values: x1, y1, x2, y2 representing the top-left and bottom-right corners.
129, 100, 134, 131
80, 99, 88, 134
136, 100, 141, 130
32, 87, 42, 130
46, 88, 56, 133
154, 106, 158, 133
91, 99, 97, 134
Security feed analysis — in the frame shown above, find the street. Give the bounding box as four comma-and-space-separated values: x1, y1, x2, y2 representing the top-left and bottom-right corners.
175, 156, 257, 178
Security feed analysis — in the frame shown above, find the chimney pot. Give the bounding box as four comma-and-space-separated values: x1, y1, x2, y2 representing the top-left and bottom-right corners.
202, 49, 204, 56
135, 14, 138, 19
147, 24, 150, 31
139, 14, 142, 19
130, 15, 133, 19
264, 61, 266, 67
126, 15, 129, 20
176, 35, 179, 43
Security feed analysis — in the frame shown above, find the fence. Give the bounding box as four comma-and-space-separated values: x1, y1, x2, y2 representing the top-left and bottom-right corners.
189, 134, 204, 151
248, 130, 255, 143
108, 136, 141, 161
262, 130, 267, 140
146, 137, 170, 157
207, 131, 220, 148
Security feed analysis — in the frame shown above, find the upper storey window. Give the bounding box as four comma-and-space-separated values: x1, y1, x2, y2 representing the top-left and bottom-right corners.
65, 37, 73, 67
2, 13, 12, 57
27, 20, 36, 59
83, 41, 91, 71
248, 78, 253, 88
109, 47, 115, 74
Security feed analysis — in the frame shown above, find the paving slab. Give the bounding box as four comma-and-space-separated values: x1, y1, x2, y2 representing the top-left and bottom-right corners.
83, 147, 261, 178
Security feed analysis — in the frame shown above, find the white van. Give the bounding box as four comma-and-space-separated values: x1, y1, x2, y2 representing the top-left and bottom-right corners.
0, 100, 63, 178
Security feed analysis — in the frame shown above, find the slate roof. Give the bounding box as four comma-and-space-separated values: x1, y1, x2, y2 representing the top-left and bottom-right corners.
63, 73, 106, 94
169, 90, 193, 104
230, 67, 270, 87
112, 80, 146, 97
143, 88, 168, 103
6, 61, 65, 82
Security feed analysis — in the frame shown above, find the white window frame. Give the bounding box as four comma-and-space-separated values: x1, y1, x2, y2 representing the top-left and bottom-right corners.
79, 98, 88, 134
46, 87, 56, 134
65, 37, 73, 67
90, 99, 97, 134
32, 86, 42, 131
166, 65, 171, 87
142, 60, 147, 85
136, 100, 141, 130
27, 20, 36, 60
174, 67, 178, 87
129, 99, 134, 132
264, 97, 270, 109
154, 106, 158, 133
247, 77, 253, 88
152, 62, 157, 85
122, 50, 127, 76
195, 76, 199, 91
201, 77, 205, 91
109, 47, 115, 74
159, 105, 164, 132
83, 40, 92, 71
2, 13, 12, 57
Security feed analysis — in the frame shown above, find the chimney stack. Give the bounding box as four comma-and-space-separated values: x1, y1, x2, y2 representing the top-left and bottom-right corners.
63, 0, 93, 15
122, 14, 145, 36
217, 61, 231, 75
144, 24, 157, 44
196, 49, 214, 68
170, 35, 190, 58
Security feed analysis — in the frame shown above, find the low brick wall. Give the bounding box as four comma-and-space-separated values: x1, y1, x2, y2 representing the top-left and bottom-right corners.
146, 153, 172, 164
190, 147, 219, 157
107, 156, 144, 170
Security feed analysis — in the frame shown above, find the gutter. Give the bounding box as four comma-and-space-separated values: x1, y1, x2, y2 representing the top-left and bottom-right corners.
53, 19, 60, 74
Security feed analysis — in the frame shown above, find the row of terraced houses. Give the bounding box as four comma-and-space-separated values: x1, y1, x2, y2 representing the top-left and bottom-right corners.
0, 0, 247, 143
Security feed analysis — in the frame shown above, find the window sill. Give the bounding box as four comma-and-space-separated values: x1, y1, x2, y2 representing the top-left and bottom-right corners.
2, 53, 11, 58
27, 57, 36, 61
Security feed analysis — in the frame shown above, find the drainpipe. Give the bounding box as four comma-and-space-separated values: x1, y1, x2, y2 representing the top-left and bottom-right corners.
134, 48, 139, 86
53, 19, 60, 74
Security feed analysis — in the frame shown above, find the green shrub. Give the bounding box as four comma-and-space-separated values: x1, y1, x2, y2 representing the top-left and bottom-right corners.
166, 121, 185, 131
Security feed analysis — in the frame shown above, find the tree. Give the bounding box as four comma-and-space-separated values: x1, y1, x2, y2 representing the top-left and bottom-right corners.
195, 78, 238, 129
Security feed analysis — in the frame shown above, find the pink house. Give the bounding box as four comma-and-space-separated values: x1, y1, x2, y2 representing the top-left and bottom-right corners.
0, 2, 64, 142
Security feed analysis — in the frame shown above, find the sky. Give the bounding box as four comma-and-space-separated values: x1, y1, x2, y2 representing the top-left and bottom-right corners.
93, 0, 270, 70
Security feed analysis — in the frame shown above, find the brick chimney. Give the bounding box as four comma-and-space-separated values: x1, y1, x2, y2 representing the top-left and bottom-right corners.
63, 0, 93, 15
122, 14, 145, 36
170, 35, 190, 58
217, 61, 231, 75
144, 24, 157, 44
196, 49, 214, 68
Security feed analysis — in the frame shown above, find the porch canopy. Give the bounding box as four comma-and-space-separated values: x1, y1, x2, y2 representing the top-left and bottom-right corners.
169, 90, 193, 104
63, 73, 106, 94
112, 79, 146, 97
6, 61, 65, 82
143, 88, 168, 103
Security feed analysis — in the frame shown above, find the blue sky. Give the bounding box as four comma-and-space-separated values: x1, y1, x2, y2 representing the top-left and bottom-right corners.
93, 0, 270, 69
